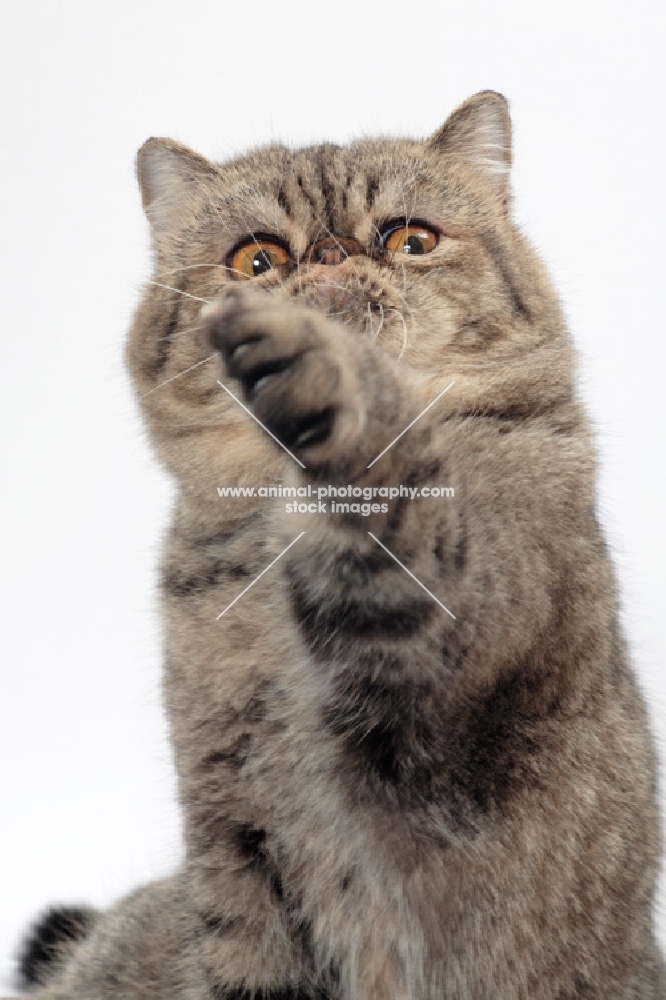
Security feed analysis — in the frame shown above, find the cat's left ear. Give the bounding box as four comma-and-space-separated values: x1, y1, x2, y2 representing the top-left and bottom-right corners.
428, 91, 512, 204
136, 137, 220, 235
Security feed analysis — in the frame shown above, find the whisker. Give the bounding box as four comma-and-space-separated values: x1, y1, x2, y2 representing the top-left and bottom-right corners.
300, 222, 328, 281
142, 354, 216, 398
152, 263, 237, 280
156, 321, 210, 344
391, 308, 409, 360
147, 280, 211, 304
148, 418, 230, 430
311, 278, 359, 298
375, 302, 385, 339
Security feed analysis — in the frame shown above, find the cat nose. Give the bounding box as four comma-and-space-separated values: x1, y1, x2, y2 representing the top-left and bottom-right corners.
318, 246, 347, 265
311, 237, 363, 266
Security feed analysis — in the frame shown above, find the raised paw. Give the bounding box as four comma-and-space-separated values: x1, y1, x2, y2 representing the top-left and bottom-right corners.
204, 287, 366, 469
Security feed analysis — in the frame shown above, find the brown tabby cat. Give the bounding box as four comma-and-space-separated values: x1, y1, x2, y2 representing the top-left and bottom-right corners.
16, 92, 664, 999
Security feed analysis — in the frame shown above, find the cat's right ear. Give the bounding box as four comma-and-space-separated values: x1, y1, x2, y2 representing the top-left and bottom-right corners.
427, 91, 512, 204
136, 138, 219, 235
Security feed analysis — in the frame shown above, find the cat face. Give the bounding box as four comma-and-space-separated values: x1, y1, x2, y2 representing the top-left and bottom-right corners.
127, 91, 569, 489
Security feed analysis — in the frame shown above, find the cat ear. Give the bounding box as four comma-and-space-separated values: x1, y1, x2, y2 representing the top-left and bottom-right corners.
136, 138, 219, 234
428, 91, 512, 201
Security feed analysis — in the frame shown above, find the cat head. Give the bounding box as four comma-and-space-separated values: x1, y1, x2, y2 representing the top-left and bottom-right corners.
127, 91, 571, 491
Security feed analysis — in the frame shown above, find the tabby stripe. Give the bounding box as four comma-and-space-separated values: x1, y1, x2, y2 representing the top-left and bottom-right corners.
144, 275, 188, 378
276, 185, 292, 219
145, 298, 179, 377
199, 736, 252, 772
328, 545, 398, 579
324, 673, 436, 789
194, 511, 264, 549
289, 575, 434, 647
200, 913, 237, 934
212, 988, 314, 1000
480, 231, 531, 321
163, 559, 253, 598
454, 526, 467, 570
296, 173, 318, 217
365, 175, 380, 209
318, 145, 341, 230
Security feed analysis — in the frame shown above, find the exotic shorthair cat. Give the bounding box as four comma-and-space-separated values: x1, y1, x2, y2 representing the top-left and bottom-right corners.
16, 92, 664, 998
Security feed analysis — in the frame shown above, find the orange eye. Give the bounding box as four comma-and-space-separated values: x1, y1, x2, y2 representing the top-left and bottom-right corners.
382, 223, 438, 256
228, 238, 290, 279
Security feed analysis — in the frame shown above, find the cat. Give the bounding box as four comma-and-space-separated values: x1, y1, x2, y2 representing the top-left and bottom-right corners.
15, 91, 665, 999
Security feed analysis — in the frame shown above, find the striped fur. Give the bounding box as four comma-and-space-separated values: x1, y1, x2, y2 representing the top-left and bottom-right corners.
19, 92, 664, 1000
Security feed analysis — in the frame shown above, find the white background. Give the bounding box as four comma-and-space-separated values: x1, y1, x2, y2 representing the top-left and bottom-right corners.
1, 0, 665, 990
